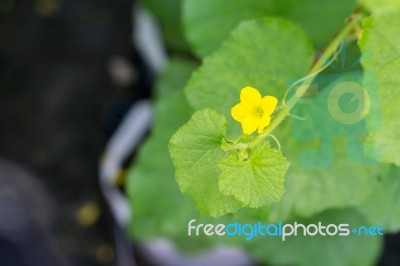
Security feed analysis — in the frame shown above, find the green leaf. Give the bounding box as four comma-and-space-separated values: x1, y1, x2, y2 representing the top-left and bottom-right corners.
218, 142, 289, 208
169, 109, 243, 217
358, 0, 400, 13
183, 0, 355, 57
358, 165, 400, 232
185, 17, 314, 136
249, 209, 383, 266
359, 11, 400, 166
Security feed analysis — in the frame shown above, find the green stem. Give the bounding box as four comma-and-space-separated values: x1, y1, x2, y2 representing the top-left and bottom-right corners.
252, 13, 363, 146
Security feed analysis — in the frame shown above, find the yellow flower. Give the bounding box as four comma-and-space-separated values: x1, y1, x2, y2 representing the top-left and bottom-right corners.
231, 86, 278, 135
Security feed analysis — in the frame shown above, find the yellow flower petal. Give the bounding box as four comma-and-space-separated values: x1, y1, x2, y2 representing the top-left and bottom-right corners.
257, 114, 271, 134
242, 116, 259, 135
231, 103, 254, 123
260, 95, 278, 115
231, 86, 278, 135
240, 86, 261, 106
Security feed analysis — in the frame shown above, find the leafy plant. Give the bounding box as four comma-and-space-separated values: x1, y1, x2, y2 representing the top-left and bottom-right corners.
128, 0, 400, 265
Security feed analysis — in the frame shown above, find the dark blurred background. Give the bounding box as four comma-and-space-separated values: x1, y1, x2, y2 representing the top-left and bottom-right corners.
0, 0, 151, 265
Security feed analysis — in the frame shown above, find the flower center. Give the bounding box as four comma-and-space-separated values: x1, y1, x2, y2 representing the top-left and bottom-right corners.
256, 107, 264, 118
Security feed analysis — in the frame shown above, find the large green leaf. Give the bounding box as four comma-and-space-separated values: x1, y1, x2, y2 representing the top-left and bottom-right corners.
359, 11, 400, 166
183, 0, 355, 57
185, 17, 315, 136
249, 209, 383, 266
218, 142, 289, 208
358, 165, 400, 232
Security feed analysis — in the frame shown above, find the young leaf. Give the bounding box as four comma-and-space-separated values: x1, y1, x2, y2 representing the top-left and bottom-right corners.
359, 11, 400, 166
218, 142, 289, 208
169, 109, 243, 217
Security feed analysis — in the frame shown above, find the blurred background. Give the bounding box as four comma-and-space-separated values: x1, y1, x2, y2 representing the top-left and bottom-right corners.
0, 0, 152, 265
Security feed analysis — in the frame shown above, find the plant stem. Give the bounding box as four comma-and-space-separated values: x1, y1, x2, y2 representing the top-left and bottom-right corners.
253, 12, 364, 146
